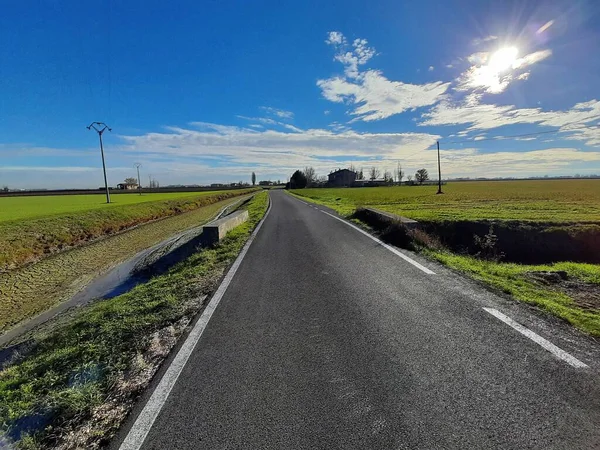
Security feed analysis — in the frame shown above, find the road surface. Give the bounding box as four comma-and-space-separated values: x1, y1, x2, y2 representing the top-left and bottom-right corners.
117, 190, 600, 449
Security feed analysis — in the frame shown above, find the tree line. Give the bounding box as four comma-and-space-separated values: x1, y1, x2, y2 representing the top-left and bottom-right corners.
287, 164, 432, 189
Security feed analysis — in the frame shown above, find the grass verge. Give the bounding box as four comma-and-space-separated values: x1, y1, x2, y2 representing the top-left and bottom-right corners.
288, 190, 600, 337
0, 192, 269, 449
427, 251, 600, 336
0, 189, 257, 272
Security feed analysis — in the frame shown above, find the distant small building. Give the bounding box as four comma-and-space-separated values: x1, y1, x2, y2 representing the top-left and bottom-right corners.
351, 179, 389, 187
116, 183, 138, 190
328, 168, 357, 187
368, 179, 389, 187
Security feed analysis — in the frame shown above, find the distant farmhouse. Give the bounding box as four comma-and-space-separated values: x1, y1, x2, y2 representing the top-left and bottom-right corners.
328, 168, 357, 187
116, 182, 138, 190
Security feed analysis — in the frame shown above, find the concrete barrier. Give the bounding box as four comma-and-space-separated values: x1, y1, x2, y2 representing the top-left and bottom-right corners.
202, 210, 249, 245
357, 207, 420, 230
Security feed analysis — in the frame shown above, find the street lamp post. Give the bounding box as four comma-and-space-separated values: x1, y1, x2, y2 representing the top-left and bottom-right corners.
87, 122, 112, 203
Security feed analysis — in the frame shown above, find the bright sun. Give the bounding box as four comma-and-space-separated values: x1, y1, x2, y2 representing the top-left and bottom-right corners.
488, 46, 519, 72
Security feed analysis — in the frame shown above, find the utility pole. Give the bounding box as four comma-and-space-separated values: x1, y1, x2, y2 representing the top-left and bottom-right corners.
87, 122, 112, 203
436, 140, 443, 194
134, 163, 142, 195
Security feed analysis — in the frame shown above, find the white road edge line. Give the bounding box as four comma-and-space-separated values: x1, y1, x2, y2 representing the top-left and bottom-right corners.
483, 307, 588, 369
119, 197, 272, 450
318, 209, 435, 275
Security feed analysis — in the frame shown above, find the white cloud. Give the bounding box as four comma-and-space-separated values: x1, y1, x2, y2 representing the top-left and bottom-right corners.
122, 123, 439, 162
236, 115, 279, 126
421, 97, 600, 145
456, 49, 551, 94
328, 121, 351, 132
0, 166, 99, 172
513, 49, 552, 69
564, 125, 600, 146
319, 31, 450, 121
325, 34, 376, 79
0, 145, 95, 158
472, 35, 498, 46
428, 66, 434, 71
438, 147, 600, 177
325, 31, 345, 46
119, 123, 600, 178
281, 124, 303, 133
318, 71, 450, 122
259, 106, 294, 119
323, 110, 331, 115
4, 123, 599, 188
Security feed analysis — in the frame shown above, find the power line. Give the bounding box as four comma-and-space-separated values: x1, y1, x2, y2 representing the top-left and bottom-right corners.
443, 122, 599, 145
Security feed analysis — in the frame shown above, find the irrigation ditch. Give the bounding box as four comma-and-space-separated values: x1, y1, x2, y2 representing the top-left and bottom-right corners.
0, 195, 255, 359
354, 207, 600, 320
354, 207, 600, 265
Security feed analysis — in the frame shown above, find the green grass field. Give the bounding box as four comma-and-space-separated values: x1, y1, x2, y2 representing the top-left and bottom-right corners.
293, 179, 600, 222
0, 191, 240, 222
0, 189, 256, 272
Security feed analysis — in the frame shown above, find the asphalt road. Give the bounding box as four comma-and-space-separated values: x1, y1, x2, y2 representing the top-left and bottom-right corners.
121, 190, 600, 449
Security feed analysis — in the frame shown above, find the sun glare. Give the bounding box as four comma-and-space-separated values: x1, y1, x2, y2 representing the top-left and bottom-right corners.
488, 46, 519, 72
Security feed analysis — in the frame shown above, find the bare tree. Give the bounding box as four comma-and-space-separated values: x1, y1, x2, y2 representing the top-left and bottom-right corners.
369, 166, 381, 180
251, 172, 256, 186
383, 170, 393, 183
1, 186, 8, 192
304, 166, 317, 187
415, 168, 429, 185
396, 163, 404, 185
357, 168, 364, 180
124, 177, 138, 187
406, 174, 413, 184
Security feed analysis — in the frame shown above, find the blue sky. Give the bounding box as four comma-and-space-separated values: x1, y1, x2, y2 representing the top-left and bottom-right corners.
1, 0, 599, 188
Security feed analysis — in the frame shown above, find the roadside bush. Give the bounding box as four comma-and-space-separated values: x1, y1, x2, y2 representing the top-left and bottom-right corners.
473, 225, 505, 261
